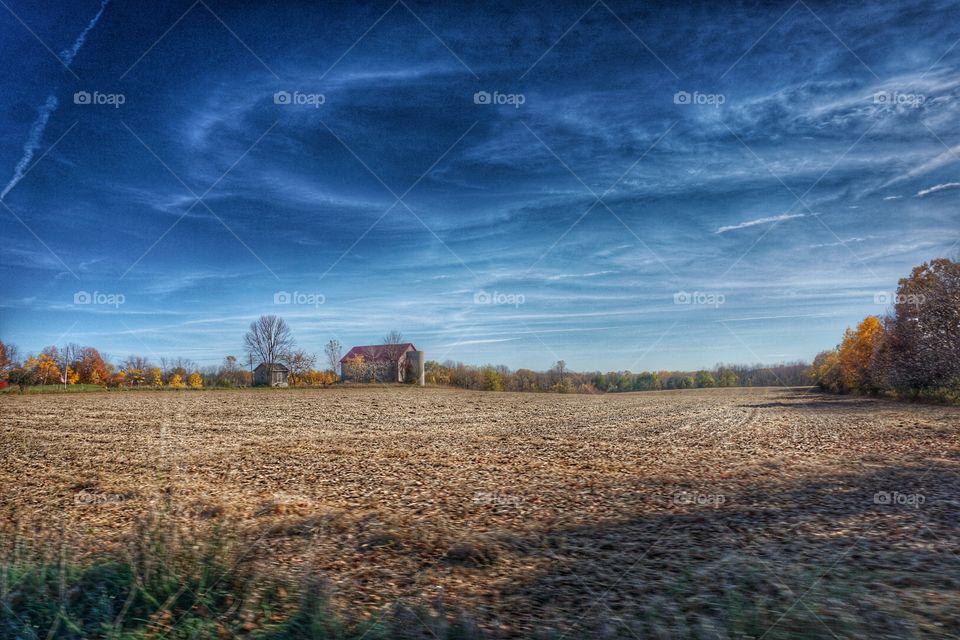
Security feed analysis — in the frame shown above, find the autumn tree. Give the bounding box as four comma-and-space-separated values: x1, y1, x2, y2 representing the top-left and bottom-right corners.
74, 347, 109, 385
188, 372, 203, 389
879, 258, 960, 395
7, 367, 37, 392
109, 371, 126, 388
838, 316, 885, 393
482, 367, 504, 391
694, 370, 716, 388
32, 348, 62, 385
168, 373, 185, 389
0, 340, 20, 379
342, 354, 366, 382
219, 355, 242, 387
717, 368, 738, 387
285, 350, 316, 386
124, 355, 150, 374
809, 349, 842, 393
151, 367, 164, 388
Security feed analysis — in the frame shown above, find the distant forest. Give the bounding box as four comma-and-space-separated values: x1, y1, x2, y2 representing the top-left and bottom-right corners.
423, 360, 810, 394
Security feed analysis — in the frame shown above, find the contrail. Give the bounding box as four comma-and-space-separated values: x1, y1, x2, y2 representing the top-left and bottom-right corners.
60, 0, 111, 66
0, 0, 110, 201
0, 96, 59, 201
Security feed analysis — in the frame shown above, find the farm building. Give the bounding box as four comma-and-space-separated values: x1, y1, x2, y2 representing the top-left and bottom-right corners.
253, 362, 289, 387
340, 343, 425, 384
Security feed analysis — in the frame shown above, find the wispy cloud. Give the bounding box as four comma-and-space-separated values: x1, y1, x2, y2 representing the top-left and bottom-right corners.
917, 182, 960, 197
446, 338, 520, 346
809, 236, 876, 249
716, 213, 805, 234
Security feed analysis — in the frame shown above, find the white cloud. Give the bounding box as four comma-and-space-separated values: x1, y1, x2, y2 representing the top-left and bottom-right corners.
917, 182, 960, 197
446, 337, 520, 346
716, 213, 805, 234
883, 195, 902, 200
886, 145, 960, 186
809, 236, 875, 249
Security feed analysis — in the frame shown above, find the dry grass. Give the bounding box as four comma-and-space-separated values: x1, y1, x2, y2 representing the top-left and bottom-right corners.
2, 386, 959, 637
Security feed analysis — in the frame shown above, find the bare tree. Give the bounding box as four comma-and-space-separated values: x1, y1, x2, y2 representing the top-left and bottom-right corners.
324, 339, 342, 373
60, 343, 81, 369
554, 360, 567, 382
285, 349, 316, 385
244, 315, 295, 366
124, 355, 151, 372
219, 355, 243, 387
382, 330, 408, 382
383, 330, 404, 346
0, 340, 20, 376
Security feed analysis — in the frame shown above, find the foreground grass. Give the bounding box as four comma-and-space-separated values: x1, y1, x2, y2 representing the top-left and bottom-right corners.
1, 516, 943, 640
0, 516, 489, 640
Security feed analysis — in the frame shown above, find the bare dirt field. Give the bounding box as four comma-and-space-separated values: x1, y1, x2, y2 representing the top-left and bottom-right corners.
2, 386, 959, 637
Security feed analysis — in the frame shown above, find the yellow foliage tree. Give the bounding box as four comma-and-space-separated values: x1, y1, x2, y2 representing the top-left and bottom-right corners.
168, 373, 185, 389
66, 367, 80, 385
151, 368, 163, 388
187, 372, 203, 389
809, 349, 842, 393
30, 353, 62, 385
838, 316, 885, 393
127, 369, 145, 387
342, 354, 366, 381
307, 370, 336, 385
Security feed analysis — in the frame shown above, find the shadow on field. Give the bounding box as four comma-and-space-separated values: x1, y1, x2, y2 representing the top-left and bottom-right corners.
736, 388, 894, 412
495, 461, 960, 638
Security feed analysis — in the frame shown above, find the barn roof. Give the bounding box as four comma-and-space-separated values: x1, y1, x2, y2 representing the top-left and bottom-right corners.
254, 362, 289, 372
340, 343, 416, 363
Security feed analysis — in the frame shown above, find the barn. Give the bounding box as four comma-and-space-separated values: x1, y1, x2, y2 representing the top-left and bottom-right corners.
340, 343, 424, 384
253, 362, 289, 387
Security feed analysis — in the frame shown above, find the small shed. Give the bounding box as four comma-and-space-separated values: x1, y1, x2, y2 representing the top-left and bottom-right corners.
253, 362, 289, 387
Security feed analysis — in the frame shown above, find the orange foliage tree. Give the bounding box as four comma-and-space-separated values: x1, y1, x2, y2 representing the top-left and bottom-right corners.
837, 316, 885, 393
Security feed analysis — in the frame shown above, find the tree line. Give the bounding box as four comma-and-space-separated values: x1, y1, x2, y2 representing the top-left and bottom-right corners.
808, 258, 959, 403
0, 316, 344, 391
423, 360, 810, 393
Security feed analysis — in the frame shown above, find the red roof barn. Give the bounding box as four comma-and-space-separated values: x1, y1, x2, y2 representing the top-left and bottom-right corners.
340, 343, 423, 384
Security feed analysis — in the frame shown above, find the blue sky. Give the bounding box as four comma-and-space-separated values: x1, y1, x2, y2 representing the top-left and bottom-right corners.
0, 0, 958, 371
